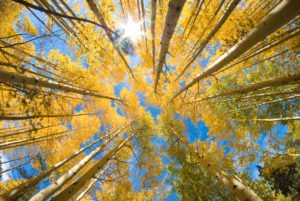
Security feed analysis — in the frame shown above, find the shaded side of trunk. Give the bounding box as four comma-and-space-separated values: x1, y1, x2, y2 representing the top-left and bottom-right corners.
154, 0, 186, 91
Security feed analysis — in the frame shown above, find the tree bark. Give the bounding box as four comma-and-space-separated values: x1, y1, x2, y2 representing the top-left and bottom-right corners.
0, 124, 59, 138
178, 0, 241, 79
0, 68, 122, 102
0, 125, 124, 201
151, 0, 157, 68
189, 72, 300, 103
11, 0, 111, 31
172, 0, 300, 100
171, 128, 262, 201
154, 0, 186, 91
85, 0, 135, 80
49, 133, 134, 201
75, 161, 111, 201
0, 130, 69, 150
232, 94, 300, 111
0, 160, 32, 175
28, 123, 130, 201
253, 117, 300, 122
0, 112, 102, 121
218, 87, 300, 103
216, 27, 300, 75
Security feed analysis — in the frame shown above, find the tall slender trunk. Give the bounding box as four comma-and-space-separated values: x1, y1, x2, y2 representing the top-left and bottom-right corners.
253, 117, 300, 122
0, 124, 129, 201
141, 0, 148, 52
0, 68, 122, 102
218, 87, 300, 103
0, 154, 38, 165
154, 0, 186, 91
232, 94, 300, 111
75, 161, 111, 201
171, 128, 262, 201
11, 0, 109, 30
189, 72, 300, 103
151, 0, 157, 68
1, 135, 66, 151
0, 112, 102, 121
28, 123, 130, 201
0, 130, 69, 150
0, 124, 59, 138
216, 27, 300, 75
85, 0, 135, 80
178, 0, 241, 79
49, 133, 134, 201
172, 0, 300, 100
0, 160, 32, 175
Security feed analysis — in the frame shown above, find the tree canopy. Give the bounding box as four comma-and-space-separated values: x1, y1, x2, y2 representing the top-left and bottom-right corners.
0, 0, 299, 200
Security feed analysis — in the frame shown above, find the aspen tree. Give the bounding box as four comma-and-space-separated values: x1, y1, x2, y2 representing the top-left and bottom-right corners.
29, 122, 131, 201
178, 0, 241, 78
189, 72, 300, 103
85, 0, 135, 79
170, 128, 262, 201
0, 68, 122, 102
75, 161, 111, 201
173, 0, 300, 100
154, 0, 186, 91
49, 133, 134, 201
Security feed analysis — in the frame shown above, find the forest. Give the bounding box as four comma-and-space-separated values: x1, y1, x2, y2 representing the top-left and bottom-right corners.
0, 0, 299, 200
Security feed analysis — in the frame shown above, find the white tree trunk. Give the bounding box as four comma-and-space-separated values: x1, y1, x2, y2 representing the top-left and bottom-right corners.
28, 123, 130, 201
190, 72, 300, 103
151, 0, 157, 68
232, 94, 300, 111
218, 87, 300, 103
172, 128, 262, 201
49, 134, 134, 201
253, 117, 300, 122
154, 0, 186, 91
75, 161, 111, 201
85, 0, 135, 79
0, 130, 69, 150
172, 0, 300, 100
0, 129, 115, 200
0, 68, 122, 102
178, 0, 241, 78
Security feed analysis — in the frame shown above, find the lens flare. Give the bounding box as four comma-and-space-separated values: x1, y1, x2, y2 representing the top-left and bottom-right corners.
121, 17, 143, 42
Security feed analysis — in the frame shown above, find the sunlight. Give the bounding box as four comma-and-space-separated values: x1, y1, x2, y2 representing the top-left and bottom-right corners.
121, 17, 143, 42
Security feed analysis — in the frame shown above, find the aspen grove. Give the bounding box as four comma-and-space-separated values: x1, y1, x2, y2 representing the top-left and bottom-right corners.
0, 0, 299, 200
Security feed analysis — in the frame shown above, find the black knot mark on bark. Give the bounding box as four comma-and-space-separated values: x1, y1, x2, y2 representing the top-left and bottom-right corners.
207, 164, 210, 167
176, 6, 181, 12
233, 184, 237, 189
35, 79, 38, 83
11, 75, 15, 79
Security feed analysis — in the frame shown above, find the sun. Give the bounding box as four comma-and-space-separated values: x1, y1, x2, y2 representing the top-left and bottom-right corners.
121, 17, 143, 42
